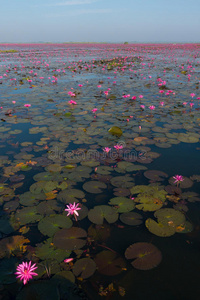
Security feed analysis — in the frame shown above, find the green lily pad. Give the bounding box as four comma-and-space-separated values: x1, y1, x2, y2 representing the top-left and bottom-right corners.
38, 215, 73, 237
19, 191, 45, 206
52, 270, 75, 284
33, 172, 54, 181
108, 197, 135, 213
72, 258, 96, 279
125, 242, 162, 270
120, 212, 143, 225
36, 200, 62, 215
35, 238, 71, 262
95, 166, 113, 175
108, 126, 123, 136
15, 207, 43, 225
81, 160, 100, 167
53, 227, 87, 251
177, 133, 199, 143
154, 208, 186, 227
88, 205, 118, 224
57, 188, 85, 203
145, 218, 176, 237
126, 164, 148, 172
83, 181, 107, 193
110, 176, 134, 188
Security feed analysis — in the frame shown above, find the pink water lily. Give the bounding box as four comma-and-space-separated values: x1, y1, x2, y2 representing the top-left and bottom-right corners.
114, 144, 123, 150
68, 100, 77, 105
24, 104, 31, 107
173, 175, 184, 187
15, 261, 38, 285
103, 147, 111, 153
65, 202, 81, 221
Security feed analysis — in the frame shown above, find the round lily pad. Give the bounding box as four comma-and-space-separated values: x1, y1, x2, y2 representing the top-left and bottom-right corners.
72, 258, 96, 279
88, 205, 118, 224
168, 176, 193, 188
113, 188, 130, 197
108, 126, 123, 136
110, 176, 134, 188
108, 197, 135, 213
35, 238, 71, 262
125, 242, 162, 270
82, 181, 107, 193
57, 188, 85, 203
96, 166, 113, 175
94, 250, 126, 276
154, 208, 186, 227
38, 215, 73, 237
15, 207, 43, 225
120, 212, 143, 225
144, 170, 168, 182
177, 133, 199, 143
145, 218, 176, 237
53, 227, 87, 251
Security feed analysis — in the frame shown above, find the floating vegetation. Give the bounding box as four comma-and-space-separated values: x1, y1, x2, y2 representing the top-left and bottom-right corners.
0, 43, 200, 299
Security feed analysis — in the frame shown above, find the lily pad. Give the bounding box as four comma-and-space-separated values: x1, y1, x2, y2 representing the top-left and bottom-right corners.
72, 258, 96, 279
108, 126, 123, 137
83, 181, 107, 193
15, 207, 43, 225
120, 212, 143, 225
168, 176, 193, 188
88, 205, 118, 224
154, 208, 186, 227
38, 215, 73, 237
94, 250, 126, 275
177, 133, 199, 143
144, 170, 168, 181
35, 238, 71, 262
110, 176, 134, 188
53, 227, 87, 251
145, 218, 176, 237
108, 197, 135, 213
125, 242, 162, 270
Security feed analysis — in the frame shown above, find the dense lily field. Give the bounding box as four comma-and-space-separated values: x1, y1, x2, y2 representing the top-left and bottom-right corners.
0, 43, 200, 300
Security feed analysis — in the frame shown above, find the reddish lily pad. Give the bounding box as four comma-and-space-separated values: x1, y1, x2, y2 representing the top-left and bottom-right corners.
94, 250, 126, 275
144, 170, 168, 182
53, 227, 87, 251
125, 242, 162, 270
72, 258, 96, 279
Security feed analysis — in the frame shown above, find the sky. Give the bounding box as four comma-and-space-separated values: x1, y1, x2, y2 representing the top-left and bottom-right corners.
0, 0, 200, 43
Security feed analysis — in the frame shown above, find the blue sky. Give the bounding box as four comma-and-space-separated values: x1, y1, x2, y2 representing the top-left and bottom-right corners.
0, 0, 200, 43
